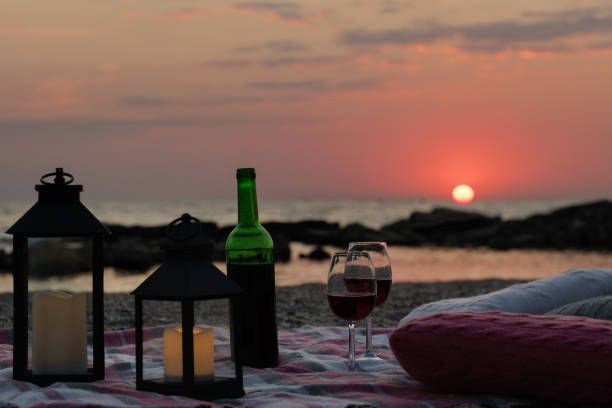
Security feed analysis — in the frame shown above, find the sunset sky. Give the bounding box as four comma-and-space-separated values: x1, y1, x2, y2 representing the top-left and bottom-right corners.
2, 0, 612, 200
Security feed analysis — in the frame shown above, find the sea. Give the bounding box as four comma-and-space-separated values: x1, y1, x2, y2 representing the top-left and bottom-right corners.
1, 198, 612, 292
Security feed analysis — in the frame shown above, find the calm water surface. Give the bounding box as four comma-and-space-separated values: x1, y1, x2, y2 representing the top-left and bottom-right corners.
0, 243, 611, 293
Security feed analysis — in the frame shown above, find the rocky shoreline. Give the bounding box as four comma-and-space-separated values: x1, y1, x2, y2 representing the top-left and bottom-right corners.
0, 200, 611, 274
0, 279, 522, 330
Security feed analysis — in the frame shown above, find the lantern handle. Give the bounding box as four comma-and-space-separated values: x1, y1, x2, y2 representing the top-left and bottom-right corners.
40, 168, 74, 185
167, 213, 202, 241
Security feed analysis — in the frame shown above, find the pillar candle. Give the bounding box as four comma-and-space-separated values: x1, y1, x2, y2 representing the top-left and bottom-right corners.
163, 326, 214, 382
32, 291, 88, 375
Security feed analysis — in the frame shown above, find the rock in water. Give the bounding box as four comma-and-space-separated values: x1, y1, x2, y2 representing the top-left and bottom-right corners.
338, 223, 411, 246
383, 208, 500, 245
0, 250, 9, 271
299, 246, 330, 260
106, 239, 163, 271
490, 200, 612, 250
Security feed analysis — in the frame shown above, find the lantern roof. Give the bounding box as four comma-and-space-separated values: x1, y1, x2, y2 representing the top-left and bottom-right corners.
132, 259, 242, 300
132, 214, 242, 300
6, 168, 109, 236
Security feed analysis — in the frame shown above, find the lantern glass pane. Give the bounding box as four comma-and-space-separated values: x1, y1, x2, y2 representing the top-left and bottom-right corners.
141, 300, 181, 382
26, 237, 94, 374
195, 299, 237, 381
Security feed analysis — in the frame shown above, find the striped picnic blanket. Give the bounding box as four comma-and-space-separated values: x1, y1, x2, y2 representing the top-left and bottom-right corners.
0, 326, 532, 407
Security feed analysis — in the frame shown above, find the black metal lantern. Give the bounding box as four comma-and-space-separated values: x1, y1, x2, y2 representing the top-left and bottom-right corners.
6, 168, 109, 385
132, 213, 244, 400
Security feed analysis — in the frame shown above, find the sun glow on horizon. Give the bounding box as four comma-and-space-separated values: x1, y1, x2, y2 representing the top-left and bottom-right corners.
452, 184, 475, 204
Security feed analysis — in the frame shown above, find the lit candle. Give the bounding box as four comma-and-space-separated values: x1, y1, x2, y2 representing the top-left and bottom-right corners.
163, 326, 214, 382
32, 291, 88, 375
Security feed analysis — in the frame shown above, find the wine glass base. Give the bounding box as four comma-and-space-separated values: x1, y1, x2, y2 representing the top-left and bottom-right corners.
357, 352, 383, 362
346, 361, 359, 371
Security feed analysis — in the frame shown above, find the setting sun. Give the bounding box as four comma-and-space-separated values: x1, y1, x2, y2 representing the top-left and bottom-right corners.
452, 184, 475, 204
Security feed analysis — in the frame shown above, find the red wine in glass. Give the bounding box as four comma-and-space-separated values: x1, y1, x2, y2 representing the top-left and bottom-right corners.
375, 278, 392, 306
327, 292, 376, 321
344, 278, 376, 293
327, 251, 376, 370
348, 243, 392, 361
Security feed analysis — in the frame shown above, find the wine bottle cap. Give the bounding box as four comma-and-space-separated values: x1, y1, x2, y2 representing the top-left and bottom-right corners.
236, 168, 256, 179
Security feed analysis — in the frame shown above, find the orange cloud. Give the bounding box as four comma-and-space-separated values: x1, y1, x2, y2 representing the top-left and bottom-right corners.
165, 8, 206, 21
18, 74, 113, 115
0, 23, 93, 38
21, 78, 83, 111
231, 2, 324, 26
123, 8, 206, 22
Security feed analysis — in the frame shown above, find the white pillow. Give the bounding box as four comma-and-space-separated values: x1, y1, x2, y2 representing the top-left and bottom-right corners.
399, 269, 612, 326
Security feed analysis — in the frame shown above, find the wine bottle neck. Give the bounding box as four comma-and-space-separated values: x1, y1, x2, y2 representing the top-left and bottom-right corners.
237, 177, 259, 225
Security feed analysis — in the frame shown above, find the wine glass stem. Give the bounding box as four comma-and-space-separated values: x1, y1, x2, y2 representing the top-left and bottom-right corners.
365, 316, 373, 354
348, 322, 356, 369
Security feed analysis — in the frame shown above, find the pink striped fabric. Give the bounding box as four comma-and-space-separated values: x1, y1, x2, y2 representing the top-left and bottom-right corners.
0, 326, 529, 407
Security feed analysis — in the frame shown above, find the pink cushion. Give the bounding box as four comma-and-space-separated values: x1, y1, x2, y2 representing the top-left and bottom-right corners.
389, 311, 612, 404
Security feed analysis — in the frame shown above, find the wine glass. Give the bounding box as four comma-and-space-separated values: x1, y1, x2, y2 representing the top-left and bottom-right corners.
327, 252, 376, 370
348, 242, 392, 361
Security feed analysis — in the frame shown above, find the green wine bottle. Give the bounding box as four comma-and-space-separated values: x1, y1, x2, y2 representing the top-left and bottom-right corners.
225, 168, 279, 368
